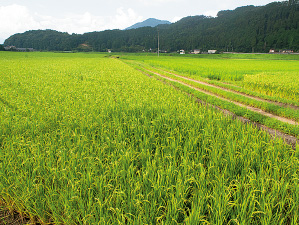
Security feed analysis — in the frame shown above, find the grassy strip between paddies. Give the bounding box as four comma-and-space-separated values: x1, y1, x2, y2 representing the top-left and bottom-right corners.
125, 60, 299, 123
162, 69, 299, 108
131, 60, 299, 108
141, 56, 299, 102
122, 57, 299, 107
207, 78, 299, 107
146, 67, 299, 123
129, 63, 299, 139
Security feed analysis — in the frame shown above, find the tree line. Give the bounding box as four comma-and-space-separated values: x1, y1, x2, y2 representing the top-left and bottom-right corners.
3, 1, 299, 53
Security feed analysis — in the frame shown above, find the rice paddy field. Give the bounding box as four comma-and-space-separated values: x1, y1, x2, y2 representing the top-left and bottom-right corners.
0, 52, 298, 224
122, 54, 299, 102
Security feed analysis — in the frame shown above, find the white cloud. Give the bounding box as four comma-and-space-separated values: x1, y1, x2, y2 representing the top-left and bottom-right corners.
137, 0, 182, 6
171, 16, 183, 23
204, 10, 219, 17
0, 4, 142, 43
36, 8, 142, 34
0, 4, 41, 43
0, 0, 277, 44
110, 7, 143, 30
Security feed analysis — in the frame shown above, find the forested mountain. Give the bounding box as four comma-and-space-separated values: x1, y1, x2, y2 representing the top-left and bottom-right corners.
4, 1, 299, 53
125, 18, 171, 30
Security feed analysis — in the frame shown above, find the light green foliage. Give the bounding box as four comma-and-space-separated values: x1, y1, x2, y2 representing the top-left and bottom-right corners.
0, 52, 298, 224
244, 72, 299, 101
122, 53, 299, 102
127, 62, 299, 138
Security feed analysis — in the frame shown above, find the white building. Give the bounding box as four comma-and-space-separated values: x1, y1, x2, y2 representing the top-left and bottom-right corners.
208, 50, 217, 54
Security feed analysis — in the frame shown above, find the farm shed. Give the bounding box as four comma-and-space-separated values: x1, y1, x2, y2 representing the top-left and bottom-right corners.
208, 50, 217, 54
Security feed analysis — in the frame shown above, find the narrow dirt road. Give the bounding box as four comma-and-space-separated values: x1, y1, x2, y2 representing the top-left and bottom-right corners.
160, 69, 299, 111
136, 68, 298, 149
144, 68, 298, 126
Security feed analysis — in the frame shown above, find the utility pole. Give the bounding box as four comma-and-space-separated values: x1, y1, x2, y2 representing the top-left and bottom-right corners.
158, 29, 160, 57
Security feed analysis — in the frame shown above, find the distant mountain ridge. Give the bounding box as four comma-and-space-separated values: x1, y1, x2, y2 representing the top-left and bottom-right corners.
125, 18, 171, 30
4, 1, 299, 53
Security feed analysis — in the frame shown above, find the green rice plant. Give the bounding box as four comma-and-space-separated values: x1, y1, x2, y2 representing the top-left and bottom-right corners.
243, 72, 299, 102
121, 53, 299, 103
0, 52, 298, 224
126, 60, 299, 124
133, 64, 299, 138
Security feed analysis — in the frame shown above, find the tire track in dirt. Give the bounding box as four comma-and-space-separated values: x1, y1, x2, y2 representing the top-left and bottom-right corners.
144, 68, 298, 126
159, 69, 299, 111
136, 68, 298, 149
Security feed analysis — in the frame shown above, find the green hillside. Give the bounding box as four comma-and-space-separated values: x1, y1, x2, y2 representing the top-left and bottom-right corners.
4, 1, 299, 52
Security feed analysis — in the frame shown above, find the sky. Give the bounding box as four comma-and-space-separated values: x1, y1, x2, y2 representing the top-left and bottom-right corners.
0, 0, 278, 44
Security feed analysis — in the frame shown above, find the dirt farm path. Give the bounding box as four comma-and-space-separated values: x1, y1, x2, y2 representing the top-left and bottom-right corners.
161, 69, 299, 111
143, 68, 298, 126
134, 67, 298, 149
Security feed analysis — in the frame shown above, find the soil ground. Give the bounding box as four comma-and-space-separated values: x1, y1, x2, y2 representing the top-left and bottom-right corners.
0, 208, 30, 225
145, 68, 298, 126
138, 68, 299, 149
163, 69, 299, 111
